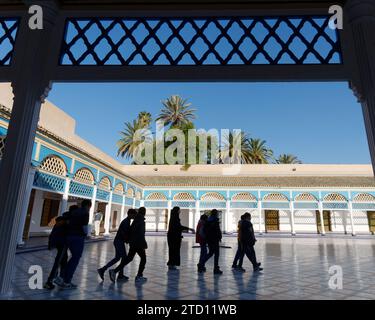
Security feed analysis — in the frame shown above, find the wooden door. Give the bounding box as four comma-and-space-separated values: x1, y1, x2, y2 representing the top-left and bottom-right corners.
316, 210, 331, 233
367, 211, 375, 234
265, 210, 280, 232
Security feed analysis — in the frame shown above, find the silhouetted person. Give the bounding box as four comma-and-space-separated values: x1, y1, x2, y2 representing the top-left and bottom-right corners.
44, 205, 78, 289
61, 199, 92, 289
109, 207, 148, 282
232, 214, 246, 270
196, 214, 208, 273
238, 212, 263, 272
97, 209, 137, 281
167, 206, 194, 270
200, 209, 223, 274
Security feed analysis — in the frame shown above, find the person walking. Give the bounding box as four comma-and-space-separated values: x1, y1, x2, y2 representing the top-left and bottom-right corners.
196, 214, 208, 273
109, 207, 148, 282
232, 214, 245, 271
237, 212, 263, 272
60, 199, 92, 289
93, 211, 103, 237
167, 206, 194, 270
43, 205, 78, 289
97, 209, 137, 281
199, 209, 223, 275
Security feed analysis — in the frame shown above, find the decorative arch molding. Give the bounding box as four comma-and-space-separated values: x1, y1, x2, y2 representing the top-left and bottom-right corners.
353, 193, 375, 203
73, 167, 95, 185
173, 192, 195, 201
263, 192, 289, 202
145, 192, 168, 201
39, 155, 67, 176
294, 192, 318, 202
98, 176, 112, 190
38, 144, 72, 171
260, 190, 289, 201
200, 192, 225, 201
323, 193, 347, 202
135, 190, 142, 200
114, 182, 125, 194
126, 187, 135, 198
231, 192, 257, 202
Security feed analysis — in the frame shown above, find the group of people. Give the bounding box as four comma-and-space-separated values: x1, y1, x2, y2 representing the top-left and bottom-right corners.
44, 204, 262, 290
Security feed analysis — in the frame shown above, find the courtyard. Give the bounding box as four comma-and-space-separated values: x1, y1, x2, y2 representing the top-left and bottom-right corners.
8, 235, 375, 300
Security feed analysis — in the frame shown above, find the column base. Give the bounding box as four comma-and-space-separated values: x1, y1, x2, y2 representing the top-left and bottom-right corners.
291, 232, 296, 236
352, 233, 356, 236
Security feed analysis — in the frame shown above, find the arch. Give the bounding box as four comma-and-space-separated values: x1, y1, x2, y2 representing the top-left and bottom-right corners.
146, 192, 167, 201
0, 136, 5, 160
353, 193, 375, 202
135, 190, 142, 200
39, 155, 67, 176
173, 192, 195, 201
114, 183, 125, 194
323, 193, 347, 202
231, 192, 256, 201
201, 192, 225, 201
73, 167, 95, 185
294, 192, 318, 202
98, 176, 111, 190
126, 187, 135, 197
263, 193, 288, 202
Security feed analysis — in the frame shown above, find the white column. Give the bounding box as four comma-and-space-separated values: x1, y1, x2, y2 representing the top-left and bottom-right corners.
89, 185, 97, 224
120, 195, 126, 221
60, 177, 71, 216
348, 192, 356, 236
132, 197, 136, 209
258, 200, 263, 234
188, 209, 194, 229
318, 200, 326, 236
290, 200, 296, 236
17, 168, 36, 246
0, 1, 59, 294
104, 191, 113, 236
225, 199, 230, 234
167, 199, 172, 229
195, 199, 200, 223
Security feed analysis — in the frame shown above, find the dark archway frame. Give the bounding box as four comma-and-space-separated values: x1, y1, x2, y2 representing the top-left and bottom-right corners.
0, 0, 373, 294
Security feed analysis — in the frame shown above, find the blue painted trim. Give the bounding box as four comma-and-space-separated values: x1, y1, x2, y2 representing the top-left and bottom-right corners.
0, 125, 7, 136
38, 145, 72, 174
73, 160, 98, 181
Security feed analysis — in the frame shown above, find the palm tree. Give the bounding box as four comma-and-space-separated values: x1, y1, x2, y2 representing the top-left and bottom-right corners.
248, 138, 273, 164
137, 111, 152, 128
117, 120, 152, 161
276, 154, 302, 164
220, 131, 253, 164
156, 95, 196, 128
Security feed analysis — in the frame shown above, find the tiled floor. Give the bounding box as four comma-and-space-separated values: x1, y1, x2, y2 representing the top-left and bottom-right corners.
7, 235, 375, 300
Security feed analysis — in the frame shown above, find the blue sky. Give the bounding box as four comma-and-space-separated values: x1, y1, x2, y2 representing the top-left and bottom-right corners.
48, 82, 370, 164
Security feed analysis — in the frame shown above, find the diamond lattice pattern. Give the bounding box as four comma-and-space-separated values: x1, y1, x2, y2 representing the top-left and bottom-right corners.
60, 16, 341, 66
